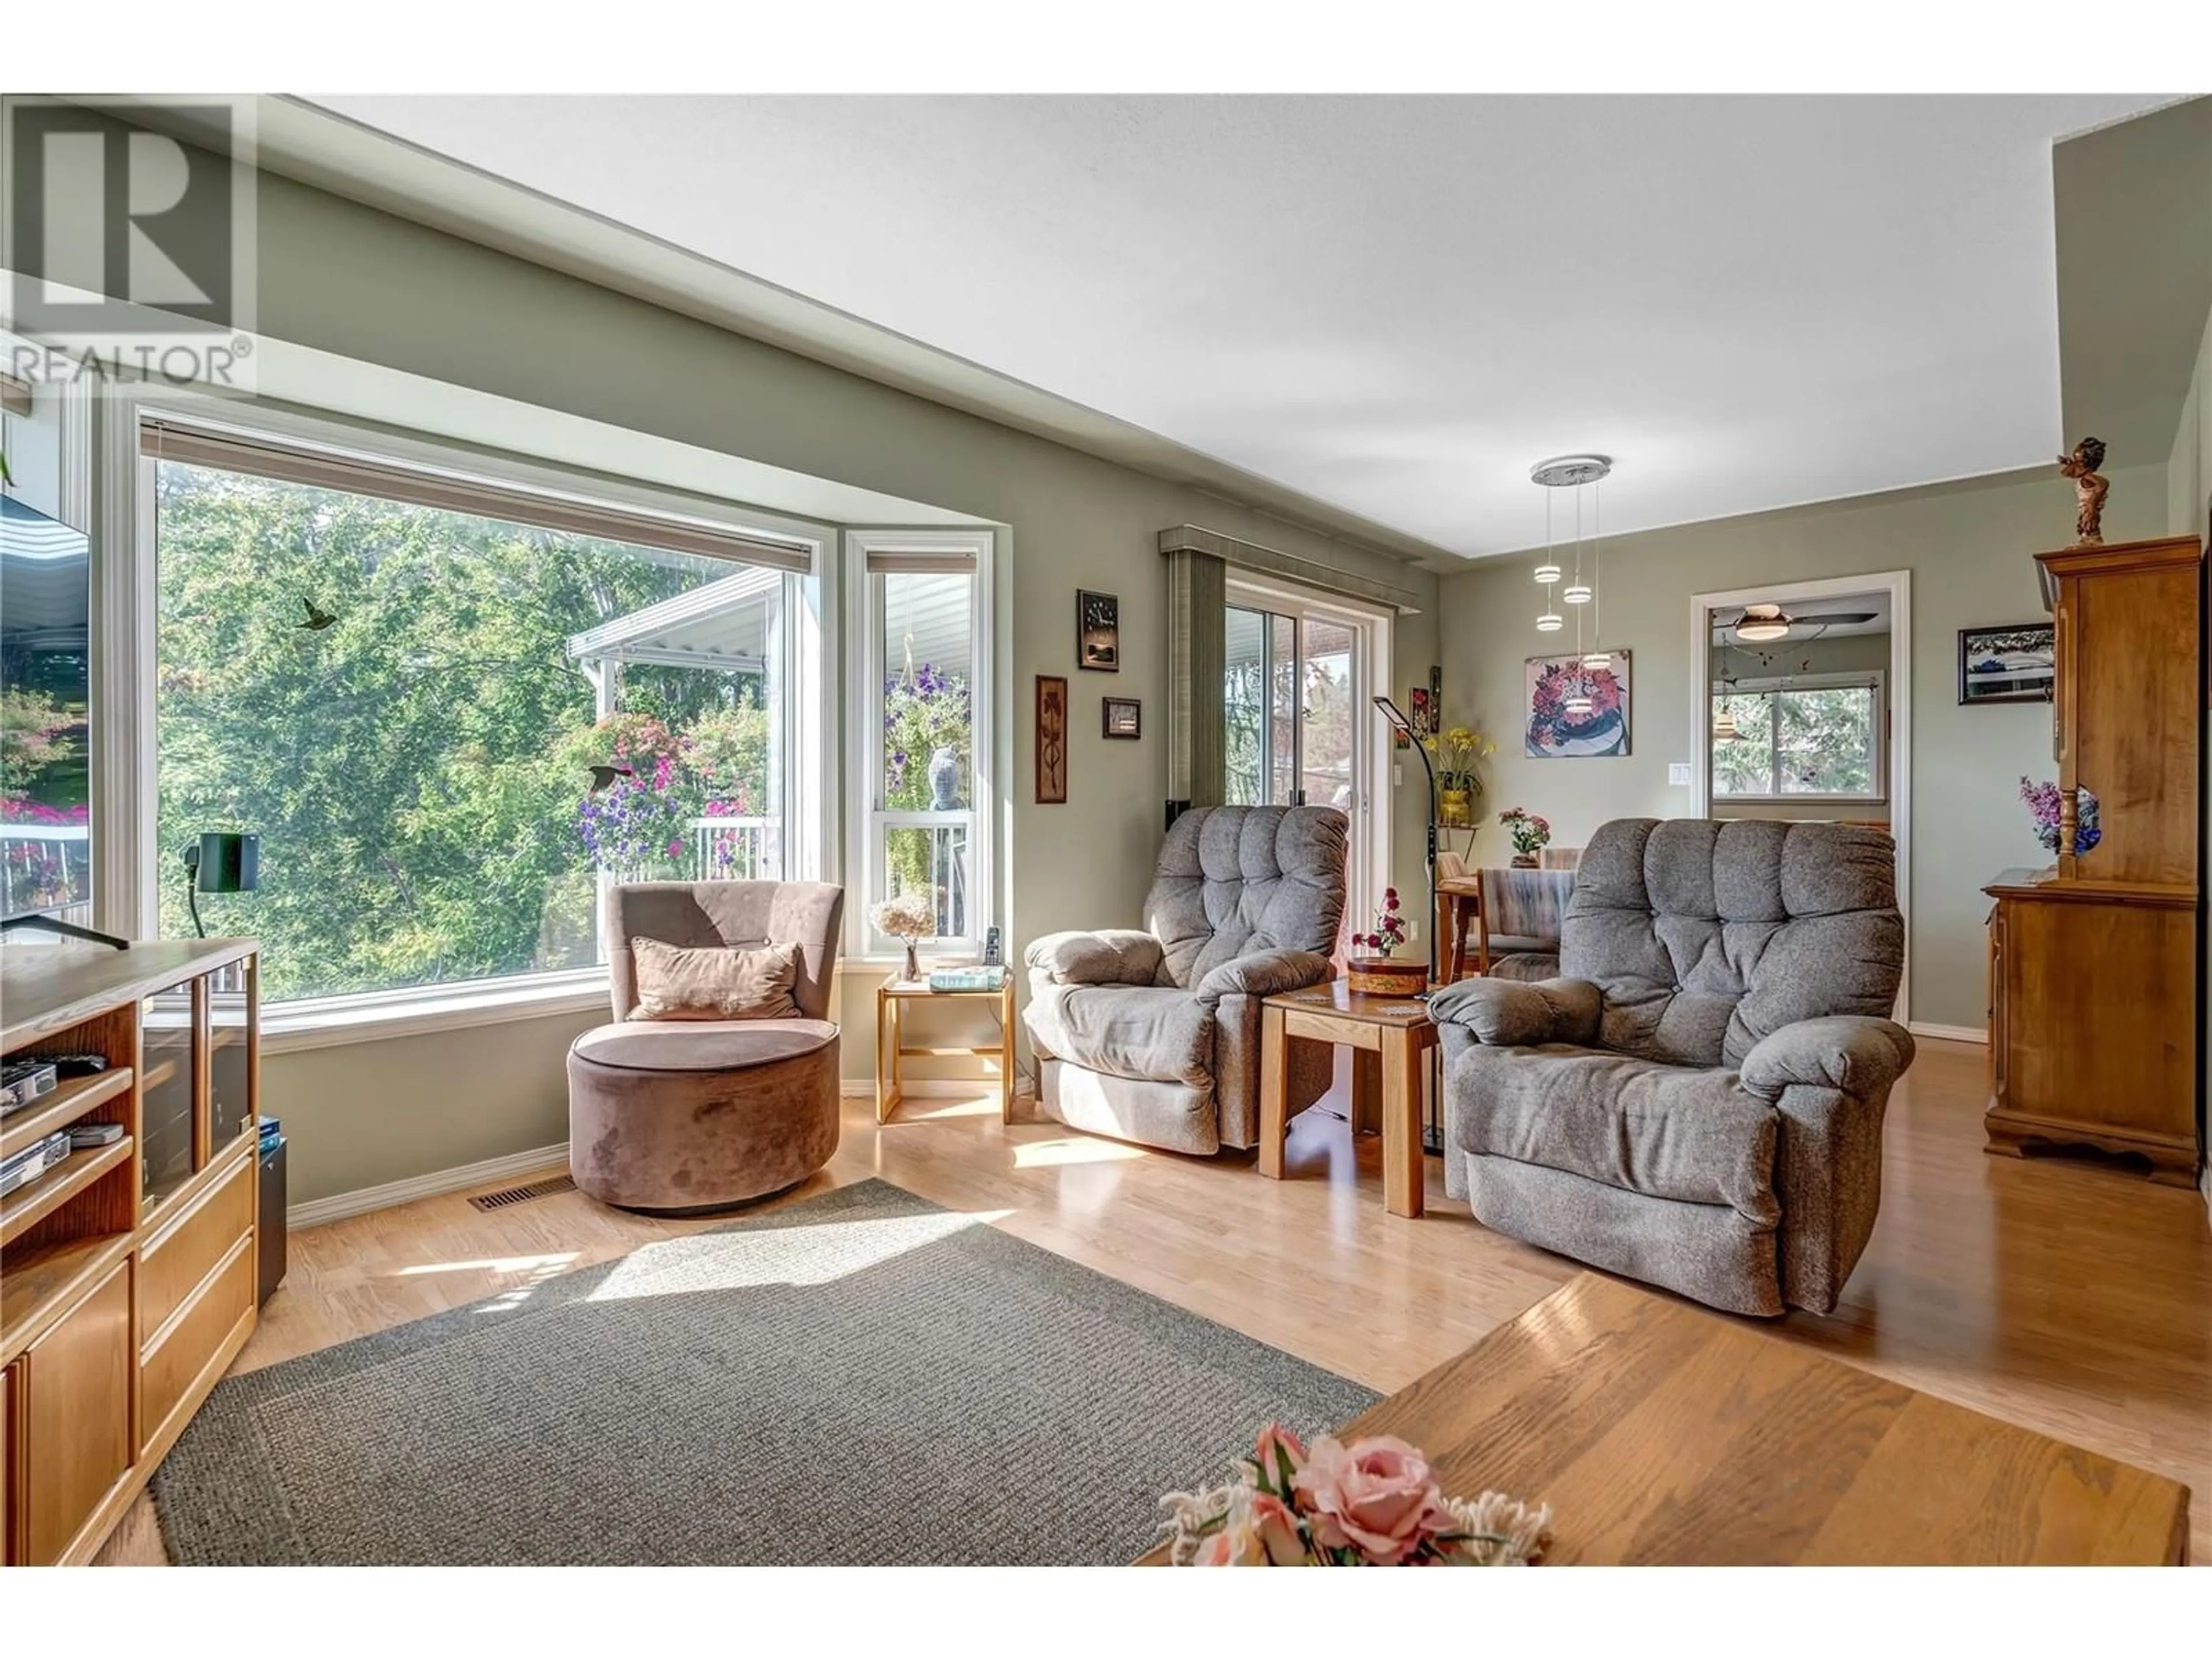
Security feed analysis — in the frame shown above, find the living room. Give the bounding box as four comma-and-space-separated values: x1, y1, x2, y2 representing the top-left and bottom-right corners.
1, 24, 2209, 1636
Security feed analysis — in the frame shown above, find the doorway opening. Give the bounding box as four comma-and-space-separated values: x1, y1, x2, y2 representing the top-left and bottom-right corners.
1691, 570, 1913, 1022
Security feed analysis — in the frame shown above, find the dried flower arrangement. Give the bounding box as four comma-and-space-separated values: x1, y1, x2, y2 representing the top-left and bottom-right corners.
870, 891, 939, 979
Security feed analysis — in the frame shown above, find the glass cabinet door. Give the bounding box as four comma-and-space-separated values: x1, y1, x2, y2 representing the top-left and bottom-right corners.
208, 961, 255, 1150
139, 984, 199, 1213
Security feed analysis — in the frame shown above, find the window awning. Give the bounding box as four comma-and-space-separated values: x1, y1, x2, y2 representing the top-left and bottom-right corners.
566, 565, 780, 673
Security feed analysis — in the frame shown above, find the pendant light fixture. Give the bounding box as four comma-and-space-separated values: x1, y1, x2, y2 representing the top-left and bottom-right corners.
1531, 454, 1613, 675
1581, 479, 1611, 672
1533, 474, 1563, 628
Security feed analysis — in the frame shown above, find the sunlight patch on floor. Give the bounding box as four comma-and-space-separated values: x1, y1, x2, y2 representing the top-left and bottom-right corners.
882, 1096, 1003, 1120
1011, 1137, 1145, 1168
395, 1252, 580, 1278
584, 1208, 1016, 1302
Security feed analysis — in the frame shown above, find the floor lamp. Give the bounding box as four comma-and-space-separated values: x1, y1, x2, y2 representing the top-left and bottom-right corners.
1370, 696, 1438, 989
1372, 695, 1445, 1157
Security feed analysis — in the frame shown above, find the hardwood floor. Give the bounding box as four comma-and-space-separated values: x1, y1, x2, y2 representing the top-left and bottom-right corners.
94, 1036, 2212, 1566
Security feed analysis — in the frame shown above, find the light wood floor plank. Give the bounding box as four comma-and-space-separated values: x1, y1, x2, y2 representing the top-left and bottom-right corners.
93, 1037, 2211, 1565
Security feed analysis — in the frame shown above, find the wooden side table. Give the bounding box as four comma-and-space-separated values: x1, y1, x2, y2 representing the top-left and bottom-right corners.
875, 976, 1017, 1125
1257, 980, 1437, 1218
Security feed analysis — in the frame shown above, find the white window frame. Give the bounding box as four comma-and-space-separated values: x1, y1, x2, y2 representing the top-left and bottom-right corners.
100, 388, 834, 1044
844, 529, 997, 961
1709, 669, 1888, 805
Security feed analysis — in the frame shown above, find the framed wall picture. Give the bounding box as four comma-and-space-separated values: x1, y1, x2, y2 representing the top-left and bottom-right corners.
1101, 696, 1142, 739
1077, 589, 1120, 671
1036, 675, 1069, 802
1429, 662, 1442, 711
1525, 651, 1631, 758
1957, 623, 2055, 704
1407, 685, 1435, 740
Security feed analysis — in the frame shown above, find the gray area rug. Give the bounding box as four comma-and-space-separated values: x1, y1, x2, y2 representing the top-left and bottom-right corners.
155, 1177, 1377, 1565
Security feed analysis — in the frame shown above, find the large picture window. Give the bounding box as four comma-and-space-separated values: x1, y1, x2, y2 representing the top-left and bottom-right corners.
149, 421, 812, 1005
1710, 672, 1884, 801
853, 535, 992, 953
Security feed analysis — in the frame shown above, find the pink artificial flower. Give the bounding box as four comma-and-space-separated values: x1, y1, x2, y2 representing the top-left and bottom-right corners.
1252, 1423, 1308, 1490
1248, 1492, 1308, 1566
1196, 1527, 1260, 1566
1291, 1434, 1448, 1565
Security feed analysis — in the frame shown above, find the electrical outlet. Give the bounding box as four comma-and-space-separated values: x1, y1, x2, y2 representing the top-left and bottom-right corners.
1668, 762, 1693, 787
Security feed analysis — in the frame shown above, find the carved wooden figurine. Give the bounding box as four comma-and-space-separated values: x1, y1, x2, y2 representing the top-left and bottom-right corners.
2056, 437, 2109, 545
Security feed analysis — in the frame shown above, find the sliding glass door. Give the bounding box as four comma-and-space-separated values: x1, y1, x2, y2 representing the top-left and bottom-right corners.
1224, 590, 1382, 947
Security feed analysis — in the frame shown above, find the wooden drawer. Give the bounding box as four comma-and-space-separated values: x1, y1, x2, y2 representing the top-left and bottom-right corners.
140, 1236, 253, 1459
2, 1359, 16, 1565
20, 1259, 132, 1566
139, 1150, 253, 1340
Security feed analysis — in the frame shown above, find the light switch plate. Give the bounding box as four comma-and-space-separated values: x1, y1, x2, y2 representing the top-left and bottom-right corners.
1668, 762, 1693, 787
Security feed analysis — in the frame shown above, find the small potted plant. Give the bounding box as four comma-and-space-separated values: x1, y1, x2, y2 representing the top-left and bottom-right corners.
1498, 807, 1551, 869
1426, 726, 1497, 829
1347, 888, 1426, 995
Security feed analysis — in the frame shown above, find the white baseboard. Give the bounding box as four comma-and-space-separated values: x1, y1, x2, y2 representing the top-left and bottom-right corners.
1907, 1022, 1987, 1045
288, 1141, 570, 1230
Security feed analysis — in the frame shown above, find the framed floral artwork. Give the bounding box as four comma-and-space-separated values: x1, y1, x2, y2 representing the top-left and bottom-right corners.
1525, 652, 1631, 758
1036, 675, 1069, 802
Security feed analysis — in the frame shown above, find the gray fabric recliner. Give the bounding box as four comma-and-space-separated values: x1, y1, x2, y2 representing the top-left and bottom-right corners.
1431, 818, 1914, 1317
1022, 805, 1348, 1156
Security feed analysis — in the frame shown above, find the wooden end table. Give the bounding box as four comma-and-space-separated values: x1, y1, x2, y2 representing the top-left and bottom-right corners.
875, 975, 1017, 1125
1141, 1273, 2190, 1564
1257, 980, 1435, 1218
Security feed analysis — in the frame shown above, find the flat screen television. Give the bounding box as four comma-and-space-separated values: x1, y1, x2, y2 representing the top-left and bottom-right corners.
1, 494, 93, 923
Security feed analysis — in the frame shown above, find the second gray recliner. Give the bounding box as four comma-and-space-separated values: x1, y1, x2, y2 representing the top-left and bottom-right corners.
1431, 817, 1914, 1317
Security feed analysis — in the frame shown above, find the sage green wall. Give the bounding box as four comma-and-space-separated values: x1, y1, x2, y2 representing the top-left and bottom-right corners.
218, 169, 1435, 1203
2171, 302, 2211, 539
1436, 461, 2170, 1031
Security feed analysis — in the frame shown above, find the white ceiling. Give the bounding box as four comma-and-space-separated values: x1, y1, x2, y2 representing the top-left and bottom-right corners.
306, 94, 2173, 563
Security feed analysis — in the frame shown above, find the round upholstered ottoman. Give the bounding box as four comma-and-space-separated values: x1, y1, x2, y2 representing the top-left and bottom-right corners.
566, 1019, 841, 1213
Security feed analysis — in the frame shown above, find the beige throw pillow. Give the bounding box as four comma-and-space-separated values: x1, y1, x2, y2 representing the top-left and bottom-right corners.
628, 938, 801, 1021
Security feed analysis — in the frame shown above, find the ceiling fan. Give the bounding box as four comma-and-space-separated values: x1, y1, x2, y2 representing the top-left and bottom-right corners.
1713, 601, 1880, 643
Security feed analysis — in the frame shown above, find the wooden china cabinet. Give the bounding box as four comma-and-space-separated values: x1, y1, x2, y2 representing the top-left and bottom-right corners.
1983, 535, 2203, 1186
1, 938, 260, 1565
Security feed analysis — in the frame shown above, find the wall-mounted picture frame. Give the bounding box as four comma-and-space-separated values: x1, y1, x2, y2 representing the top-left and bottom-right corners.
1077, 589, 1120, 671
1525, 651, 1631, 757
1957, 623, 2055, 704
1102, 696, 1142, 740
1036, 675, 1069, 802
1408, 685, 1435, 739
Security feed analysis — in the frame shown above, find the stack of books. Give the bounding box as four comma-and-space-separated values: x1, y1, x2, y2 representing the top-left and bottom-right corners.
926, 965, 1007, 993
